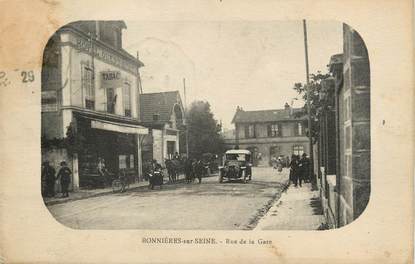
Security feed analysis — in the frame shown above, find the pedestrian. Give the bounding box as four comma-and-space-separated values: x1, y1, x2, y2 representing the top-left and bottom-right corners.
152, 159, 163, 171
97, 158, 110, 186
56, 161, 72, 197
194, 159, 204, 184
285, 156, 290, 168
277, 157, 283, 173
299, 153, 310, 183
42, 161, 56, 197
184, 158, 193, 183
289, 155, 301, 187
271, 156, 277, 169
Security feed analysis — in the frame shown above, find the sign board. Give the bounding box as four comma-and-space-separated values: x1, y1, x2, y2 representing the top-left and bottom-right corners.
101, 71, 122, 88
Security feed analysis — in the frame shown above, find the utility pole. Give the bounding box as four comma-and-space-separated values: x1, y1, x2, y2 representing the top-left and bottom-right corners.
183, 78, 189, 158
303, 19, 314, 184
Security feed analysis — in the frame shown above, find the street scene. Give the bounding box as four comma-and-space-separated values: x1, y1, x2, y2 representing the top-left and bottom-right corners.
48, 167, 290, 230
41, 20, 370, 230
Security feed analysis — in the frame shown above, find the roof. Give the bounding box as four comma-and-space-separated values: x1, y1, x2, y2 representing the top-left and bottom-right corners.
140, 91, 183, 124
231, 107, 305, 124
225, 149, 251, 155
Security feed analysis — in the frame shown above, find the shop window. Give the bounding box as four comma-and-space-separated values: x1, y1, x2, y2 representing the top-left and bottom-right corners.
119, 155, 127, 169
123, 83, 131, 117
82, 66, 94, 110
293, 145, 304, 156
267, 123, 281, 137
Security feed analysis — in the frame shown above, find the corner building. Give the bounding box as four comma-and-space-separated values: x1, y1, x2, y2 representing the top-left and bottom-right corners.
41, 21, 148, 190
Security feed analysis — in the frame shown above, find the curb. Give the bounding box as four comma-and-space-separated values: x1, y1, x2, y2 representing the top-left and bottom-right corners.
243, 179, 290, 230
45, 174, 219, 206
44, 184, 149, 206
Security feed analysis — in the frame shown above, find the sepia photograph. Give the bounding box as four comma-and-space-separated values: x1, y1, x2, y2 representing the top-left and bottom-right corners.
1, 0, 413, 263
41, 20, 370, 230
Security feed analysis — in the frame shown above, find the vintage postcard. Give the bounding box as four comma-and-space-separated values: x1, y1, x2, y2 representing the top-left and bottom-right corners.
0, 0, 413, 263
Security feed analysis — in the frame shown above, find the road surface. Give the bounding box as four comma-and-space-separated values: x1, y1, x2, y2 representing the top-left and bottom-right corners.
47, 167, 289, 230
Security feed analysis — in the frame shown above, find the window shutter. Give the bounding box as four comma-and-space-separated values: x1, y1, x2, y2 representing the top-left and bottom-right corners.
267, 124, 272, 137
278, 123, 282, 136
293, 123, 298, 136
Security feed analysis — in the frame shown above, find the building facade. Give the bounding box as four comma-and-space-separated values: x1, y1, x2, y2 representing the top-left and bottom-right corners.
139, 91, 185, 165
41, 21, 148, 190
316, 24, 370, 228
229, 104, 309, 167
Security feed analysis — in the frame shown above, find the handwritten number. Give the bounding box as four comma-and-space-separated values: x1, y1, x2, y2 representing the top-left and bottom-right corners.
21, 71, 34, 83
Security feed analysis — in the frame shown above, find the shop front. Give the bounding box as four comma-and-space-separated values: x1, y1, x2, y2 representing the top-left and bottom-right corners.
74, 111, 147, 188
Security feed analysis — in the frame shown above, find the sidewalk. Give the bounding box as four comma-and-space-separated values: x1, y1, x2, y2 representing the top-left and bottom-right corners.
43, 180, 149, 206
254, 182, 326, 230
44, 172, 219, 206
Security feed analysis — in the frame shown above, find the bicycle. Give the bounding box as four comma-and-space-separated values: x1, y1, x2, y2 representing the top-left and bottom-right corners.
112, 170, 129, 193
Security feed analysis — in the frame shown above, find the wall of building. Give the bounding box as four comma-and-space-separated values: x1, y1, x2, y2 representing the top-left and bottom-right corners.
322, 24, 370, 228
41, 112, 63, 139
237, 139, 310, 167
41, 147, 76, 191
152, 129, 163, 164
61, 31, 139, 117
236, 121, 306, 139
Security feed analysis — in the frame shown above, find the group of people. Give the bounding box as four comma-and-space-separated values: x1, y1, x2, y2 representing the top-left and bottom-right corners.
41, 161, 72, 198
183, 158, 206, 184
144, 157, 206, 186
289, 153, 311, 187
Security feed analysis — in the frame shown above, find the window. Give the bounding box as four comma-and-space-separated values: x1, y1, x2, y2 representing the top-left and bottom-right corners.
82, 66, 94, 110
293, 145, 304, 156
244, 124, 255, 138
107, 88, 115, 114
268, 123, 281, 137
129, 154, 134, 168
294, 122, 303, 136
123, 83, 131, 117
119, 155, 127, 169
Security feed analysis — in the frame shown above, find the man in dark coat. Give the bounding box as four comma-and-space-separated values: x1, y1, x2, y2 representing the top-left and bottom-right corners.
42, 161, 56, 197
299, 153, 310, 183
289, 155, 301, 187
184, 158, 193, 184
193, 159, 204, 184
56, 161, 72, 197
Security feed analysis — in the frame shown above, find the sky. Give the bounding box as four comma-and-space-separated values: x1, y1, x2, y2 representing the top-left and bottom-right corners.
122, 20, 343, 129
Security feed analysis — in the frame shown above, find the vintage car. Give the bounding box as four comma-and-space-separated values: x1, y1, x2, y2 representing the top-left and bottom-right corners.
219, 149, 252, 183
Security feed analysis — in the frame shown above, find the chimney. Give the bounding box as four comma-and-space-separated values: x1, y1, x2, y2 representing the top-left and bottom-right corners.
284, 102, 293, 116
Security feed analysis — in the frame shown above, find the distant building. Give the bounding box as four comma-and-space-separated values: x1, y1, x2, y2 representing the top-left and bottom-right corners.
41, 21, 148, 190
139, 91, 185, 164
229, 104, 309, 167
317, 24, 370, 228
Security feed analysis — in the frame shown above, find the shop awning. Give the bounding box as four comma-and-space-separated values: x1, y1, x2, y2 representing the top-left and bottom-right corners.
91, 119, 148, 135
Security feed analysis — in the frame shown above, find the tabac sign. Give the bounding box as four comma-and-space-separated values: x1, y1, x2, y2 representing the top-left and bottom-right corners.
101, 71, 122, 88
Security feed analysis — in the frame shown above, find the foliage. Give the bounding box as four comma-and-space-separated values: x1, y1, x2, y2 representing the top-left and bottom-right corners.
186, 101, 225, 158
41, 122, 86, 156
292, 71, 333, 143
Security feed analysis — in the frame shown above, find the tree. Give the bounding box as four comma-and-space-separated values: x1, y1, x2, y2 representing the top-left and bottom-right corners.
186, 101, 225, 158
292, 71, 333, 143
